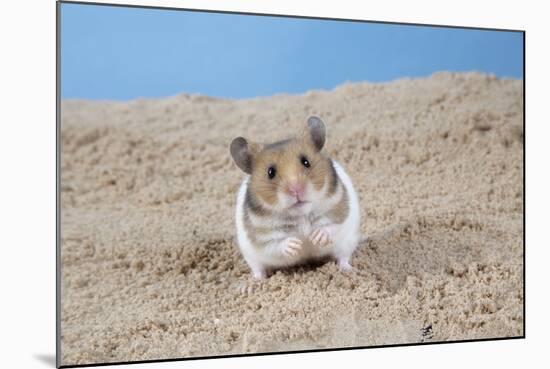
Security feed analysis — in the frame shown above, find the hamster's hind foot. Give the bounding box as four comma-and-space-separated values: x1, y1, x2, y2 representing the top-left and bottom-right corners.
237, 278, 263, 295
252, 269, 267, 280
336, 258, 352, 272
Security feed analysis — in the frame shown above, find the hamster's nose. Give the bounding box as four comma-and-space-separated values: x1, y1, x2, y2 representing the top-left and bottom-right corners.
286, 183, 305, 200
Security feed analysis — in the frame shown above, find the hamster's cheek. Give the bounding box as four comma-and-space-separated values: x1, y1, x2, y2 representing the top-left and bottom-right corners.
305, 181, 327, 205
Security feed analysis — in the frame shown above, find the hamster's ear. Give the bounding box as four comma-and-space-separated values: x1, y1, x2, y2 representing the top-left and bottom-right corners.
305, 116, 326, 151
230, 137, 258, 174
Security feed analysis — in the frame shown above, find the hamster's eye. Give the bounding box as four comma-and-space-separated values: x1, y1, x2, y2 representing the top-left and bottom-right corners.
300, 155, 310, 168
267, 166, 276, 179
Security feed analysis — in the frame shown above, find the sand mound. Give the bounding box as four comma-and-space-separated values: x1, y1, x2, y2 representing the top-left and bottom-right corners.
60, 72, 523, 365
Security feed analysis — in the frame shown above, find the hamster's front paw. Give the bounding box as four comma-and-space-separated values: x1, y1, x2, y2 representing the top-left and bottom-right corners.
309, 227, 332, 247
281, 237, 303, 258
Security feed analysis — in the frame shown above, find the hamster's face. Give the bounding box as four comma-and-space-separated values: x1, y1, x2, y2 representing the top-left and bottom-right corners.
230, 116, 331, 216
249, 138, 332, 215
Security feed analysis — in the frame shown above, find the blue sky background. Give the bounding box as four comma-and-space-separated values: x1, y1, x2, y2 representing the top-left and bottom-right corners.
60, 3, 523, 100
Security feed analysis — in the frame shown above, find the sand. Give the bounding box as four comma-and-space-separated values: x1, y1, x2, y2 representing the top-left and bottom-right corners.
60, 72, 524, 366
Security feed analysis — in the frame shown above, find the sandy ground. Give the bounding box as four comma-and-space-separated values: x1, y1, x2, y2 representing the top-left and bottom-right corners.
60, 72, 524, 365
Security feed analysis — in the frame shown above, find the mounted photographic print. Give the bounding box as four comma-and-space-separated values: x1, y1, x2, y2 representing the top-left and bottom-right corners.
57, 1, 524, 367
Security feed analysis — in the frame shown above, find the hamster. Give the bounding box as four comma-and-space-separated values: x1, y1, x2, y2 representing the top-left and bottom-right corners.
230, 116, 361, 279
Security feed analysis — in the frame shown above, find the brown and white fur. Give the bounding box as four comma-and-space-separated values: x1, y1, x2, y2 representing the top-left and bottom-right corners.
230, 116, 360, 279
